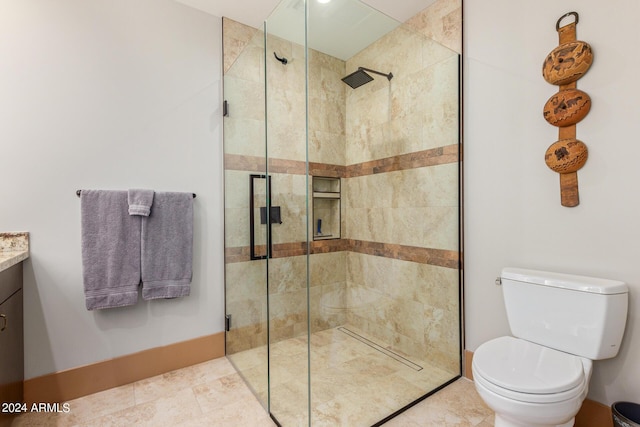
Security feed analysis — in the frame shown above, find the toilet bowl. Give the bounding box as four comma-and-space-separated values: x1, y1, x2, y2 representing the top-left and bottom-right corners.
473, 336, 591, 427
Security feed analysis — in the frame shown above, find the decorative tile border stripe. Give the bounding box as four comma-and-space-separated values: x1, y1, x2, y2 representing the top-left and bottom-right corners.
224, 154, 304, 175
310, 162, 346, 178
224, 246, 252, 264
269, 158, 306, 175
224, 144, 458, 178
272, 241, 306, 258
345, 144, 459, 178
225, 239, 459, 269
311, 238, 350, 254
225, 239, 348, 263
349, 240, 459, 269
224, 153, 266, 172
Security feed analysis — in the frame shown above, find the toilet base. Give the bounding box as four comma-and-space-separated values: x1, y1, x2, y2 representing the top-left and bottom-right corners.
495, 414, 575, 427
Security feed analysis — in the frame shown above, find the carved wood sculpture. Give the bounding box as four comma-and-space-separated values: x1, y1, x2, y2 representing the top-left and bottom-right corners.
542, 12, 592, 207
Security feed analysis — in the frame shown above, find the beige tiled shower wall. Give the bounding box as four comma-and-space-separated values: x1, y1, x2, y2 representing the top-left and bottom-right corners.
223, 0, 461, 372
308, 49, 347, 166
223, 20, 265, 159
224, 18, 348, 352
343, 0, 460, 374
406, 0, 462, 55
225, 259, 268, 353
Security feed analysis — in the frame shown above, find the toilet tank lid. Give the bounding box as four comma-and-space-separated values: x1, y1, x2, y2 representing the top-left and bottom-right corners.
502, 268, 628, 295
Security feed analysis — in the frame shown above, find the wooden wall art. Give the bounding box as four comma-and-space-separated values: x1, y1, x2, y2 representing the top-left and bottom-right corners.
542, 12, 592, 207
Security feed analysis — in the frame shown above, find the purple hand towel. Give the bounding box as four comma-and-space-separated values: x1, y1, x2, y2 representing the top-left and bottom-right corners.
127, 189, 154, 216
141, 192, 193, 300
80, 190, 140, 310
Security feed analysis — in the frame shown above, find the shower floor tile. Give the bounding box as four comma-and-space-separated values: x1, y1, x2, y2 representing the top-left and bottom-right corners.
230, 326, 487, 426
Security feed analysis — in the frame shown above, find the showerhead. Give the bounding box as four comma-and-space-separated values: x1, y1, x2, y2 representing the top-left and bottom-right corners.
342, 69, 374, 89
341, 67, 393, 89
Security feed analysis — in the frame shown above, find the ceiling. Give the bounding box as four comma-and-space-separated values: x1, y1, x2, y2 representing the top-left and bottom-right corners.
175, 0, 436, 60
175, 0, 436, 30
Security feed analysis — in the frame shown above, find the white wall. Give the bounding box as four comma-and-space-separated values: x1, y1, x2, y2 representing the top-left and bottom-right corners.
0, 0, 224, 379
464, 0, 640, 405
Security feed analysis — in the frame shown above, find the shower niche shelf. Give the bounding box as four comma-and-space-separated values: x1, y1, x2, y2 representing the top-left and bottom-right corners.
312, 176, 341, 241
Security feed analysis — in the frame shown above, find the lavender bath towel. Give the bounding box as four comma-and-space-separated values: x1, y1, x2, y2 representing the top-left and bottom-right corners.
81, 190, 140, 310
141, 192, 193, 300
127, 189, 154, 216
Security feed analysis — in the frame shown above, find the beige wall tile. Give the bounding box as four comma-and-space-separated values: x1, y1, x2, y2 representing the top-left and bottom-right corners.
422, 36, 459, 69
223, 18, 261, 74
271, 174, 307, 244
309, 284, 347, 332
226, 261, 267, 302
310, 252, 346, 287
309, 130, 345, 165
405, 0, 462, 54
226, 298, 266, 330
419, 206, 459, 251
225, 37, 264, 83
224, 170, 250, 209
224, 76, 265, 122
268, 256, 307, 294
344, 252, 459, 368
223, 117, 265, 157
224, 207, 250, 248
395, 164, 459, 208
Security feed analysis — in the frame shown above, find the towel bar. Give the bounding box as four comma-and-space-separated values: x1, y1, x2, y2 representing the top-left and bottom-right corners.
76, 190, 196, 198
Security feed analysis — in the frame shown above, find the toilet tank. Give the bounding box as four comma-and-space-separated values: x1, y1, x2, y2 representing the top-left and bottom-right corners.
501, 268, 628, 360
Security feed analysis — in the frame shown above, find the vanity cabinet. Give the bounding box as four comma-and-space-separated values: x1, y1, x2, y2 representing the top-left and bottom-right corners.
0, 263, 24, 413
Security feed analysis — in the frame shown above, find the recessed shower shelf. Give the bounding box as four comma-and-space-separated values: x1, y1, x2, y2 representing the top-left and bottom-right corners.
314, 234, 334, 240
312, 177, 341, 241
313, 191, 340, 199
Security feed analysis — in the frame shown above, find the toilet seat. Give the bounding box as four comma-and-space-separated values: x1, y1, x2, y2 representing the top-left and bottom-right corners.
473, 336, 589, 404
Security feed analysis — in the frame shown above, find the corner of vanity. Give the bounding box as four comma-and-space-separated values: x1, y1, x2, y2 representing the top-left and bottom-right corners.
0, 232, 29, 423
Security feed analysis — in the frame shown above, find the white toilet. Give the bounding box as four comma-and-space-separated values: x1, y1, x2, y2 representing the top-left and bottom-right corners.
472, 268, 628, 427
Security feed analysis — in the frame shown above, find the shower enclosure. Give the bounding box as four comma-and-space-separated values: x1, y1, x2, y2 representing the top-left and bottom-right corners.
223, 0, 461, 424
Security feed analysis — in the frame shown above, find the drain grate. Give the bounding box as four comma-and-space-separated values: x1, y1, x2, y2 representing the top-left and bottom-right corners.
338, 327, 423, 371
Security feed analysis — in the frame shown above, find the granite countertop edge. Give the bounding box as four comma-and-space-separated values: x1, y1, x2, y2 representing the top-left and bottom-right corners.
0, 232, 30, 273
0, 251, 29, 273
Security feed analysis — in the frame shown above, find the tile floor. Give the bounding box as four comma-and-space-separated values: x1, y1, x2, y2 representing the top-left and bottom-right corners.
11, 355, 494, 427
228, 327, 465, 426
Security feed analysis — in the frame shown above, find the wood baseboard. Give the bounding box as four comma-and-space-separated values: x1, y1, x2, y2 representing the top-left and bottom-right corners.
23, 332, 225, 405
464, 349, 474, 380
464, 348, 613, 427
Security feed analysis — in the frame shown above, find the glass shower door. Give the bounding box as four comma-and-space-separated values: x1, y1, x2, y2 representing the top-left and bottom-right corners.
224, 0, 462, 424
264, 1, 310, 424
221, 5, 311, 421
222, 17, 270, 409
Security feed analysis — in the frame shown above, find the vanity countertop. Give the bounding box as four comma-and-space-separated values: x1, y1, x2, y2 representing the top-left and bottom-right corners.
0, 232, 29, 273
